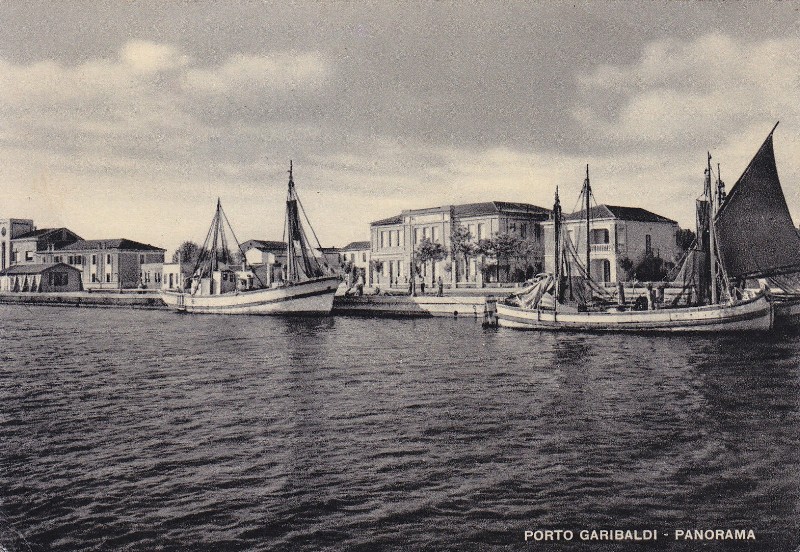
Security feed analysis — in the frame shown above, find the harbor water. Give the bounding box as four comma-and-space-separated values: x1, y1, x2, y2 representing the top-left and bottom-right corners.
1, 305, 799, 551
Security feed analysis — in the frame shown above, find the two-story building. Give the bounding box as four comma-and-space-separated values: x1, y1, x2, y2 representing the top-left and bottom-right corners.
0, 218, 35, 271
339, 241, 372, 285
544, 204, 680, 284
38, 238, 166, 290
370, 201, 550, 289
11, 227, 82, 265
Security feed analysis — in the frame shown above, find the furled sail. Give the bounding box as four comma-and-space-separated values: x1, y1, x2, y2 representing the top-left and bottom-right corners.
714, 127, 800, 279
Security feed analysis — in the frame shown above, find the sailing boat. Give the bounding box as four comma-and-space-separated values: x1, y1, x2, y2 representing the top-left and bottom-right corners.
160, 163, 340, 315
495, 145, 774, 332
710, 123, 800, 326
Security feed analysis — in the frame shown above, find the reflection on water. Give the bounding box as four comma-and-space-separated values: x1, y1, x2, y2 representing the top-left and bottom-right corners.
0, 305, 798, 551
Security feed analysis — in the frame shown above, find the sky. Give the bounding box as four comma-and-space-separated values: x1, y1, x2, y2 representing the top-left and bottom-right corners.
1, 1, 800, 255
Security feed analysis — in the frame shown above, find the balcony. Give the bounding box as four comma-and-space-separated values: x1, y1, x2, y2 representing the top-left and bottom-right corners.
590, 243, 613, 253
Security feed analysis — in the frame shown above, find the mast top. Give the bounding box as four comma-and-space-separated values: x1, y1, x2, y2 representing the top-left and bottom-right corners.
288, 160, 294, 187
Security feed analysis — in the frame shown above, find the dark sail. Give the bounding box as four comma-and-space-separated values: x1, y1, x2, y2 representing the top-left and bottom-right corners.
714, 128, 800, 279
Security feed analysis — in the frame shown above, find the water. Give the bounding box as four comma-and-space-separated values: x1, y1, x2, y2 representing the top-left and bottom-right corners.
1, 305, 799, 551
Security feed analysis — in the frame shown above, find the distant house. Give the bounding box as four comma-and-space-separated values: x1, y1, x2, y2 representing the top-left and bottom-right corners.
11, 227, 82, 265
339, 241, 371, 284
543, 204, 680, 284
40, 239, 166, 290
241, 239, 340, 285
0, 263, 82, 293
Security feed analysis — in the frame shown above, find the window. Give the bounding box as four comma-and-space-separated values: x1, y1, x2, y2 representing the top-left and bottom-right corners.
106, 254, 112, 265
645, 234, 652, 256
414, 228, 419, 244
362, 253, 366, 262
380, 231, 385, 249
49, 272, 68, 286
432, 227, 439, 242
91, 274, 98, 283
396, 230, 402, 247
478, 224, 485, 240
25, 251, 33, 261
520, 224, 527, 239
92, 255, 97, 265
534, 224, 542, 240
140, 254, 145, 263
106, 273, 111, 283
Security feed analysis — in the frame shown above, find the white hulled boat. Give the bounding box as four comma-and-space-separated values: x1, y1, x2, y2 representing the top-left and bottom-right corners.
496, 132, 779, 333
161, 163, 339, 315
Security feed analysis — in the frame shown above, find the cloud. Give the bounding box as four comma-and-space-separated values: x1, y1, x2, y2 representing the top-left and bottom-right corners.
121, 40, 189, 73
575, 32, 800, 149
184, 52, 330, 95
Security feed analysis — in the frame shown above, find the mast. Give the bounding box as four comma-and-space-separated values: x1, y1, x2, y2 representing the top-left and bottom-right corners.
583, 165, 591, 281
286, 160, 295, 283
706, 153, 718, 304
553, 186, 562, 311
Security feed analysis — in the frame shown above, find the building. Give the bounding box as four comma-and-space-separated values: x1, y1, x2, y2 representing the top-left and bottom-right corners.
11, 227, 82, 265
241, 239, 342, 286
339, 241, 371, 285
370, 202, 550, 289
0, 263, 83, 292
39, 239, 166, 290
0, 218, 34, 271
544, 204, 680, 284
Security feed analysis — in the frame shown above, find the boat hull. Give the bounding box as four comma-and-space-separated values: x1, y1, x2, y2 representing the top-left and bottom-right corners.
770, 294, 800, 328
496, 294, 773, 332
160, 277, 339, 315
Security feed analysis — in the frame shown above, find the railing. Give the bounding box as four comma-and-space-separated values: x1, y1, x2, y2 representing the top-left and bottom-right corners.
590, 243, 613, 253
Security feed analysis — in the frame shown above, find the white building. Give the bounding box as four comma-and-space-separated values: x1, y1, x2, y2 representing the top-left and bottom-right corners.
544, 204, 680, 284
0, 218, 34, 271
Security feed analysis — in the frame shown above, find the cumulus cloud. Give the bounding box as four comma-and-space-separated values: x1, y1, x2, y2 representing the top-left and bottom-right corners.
575, 32, 800, 149
121, 40, 189, 73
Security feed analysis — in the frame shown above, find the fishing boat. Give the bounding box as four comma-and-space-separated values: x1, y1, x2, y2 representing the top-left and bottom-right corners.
161, 163, 339, 315
495, 135, 777, 332
710, 123, 800, 327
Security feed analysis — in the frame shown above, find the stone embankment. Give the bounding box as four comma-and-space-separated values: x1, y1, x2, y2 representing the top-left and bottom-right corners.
0, 291, 167, 310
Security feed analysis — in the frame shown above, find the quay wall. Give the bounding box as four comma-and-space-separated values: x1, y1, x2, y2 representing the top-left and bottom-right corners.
0, 291, 167, 310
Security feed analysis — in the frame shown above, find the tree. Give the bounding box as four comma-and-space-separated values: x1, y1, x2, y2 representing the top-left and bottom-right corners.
477, 232, 521, 282
415, 237, 446, 276
450, 225, 475, 284
676, 228, 696, 253
634, 253, 669, 282
172, 241, 202, 266
618, 257, 635, 281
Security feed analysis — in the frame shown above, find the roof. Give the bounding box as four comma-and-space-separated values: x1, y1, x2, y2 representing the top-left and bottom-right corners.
0, 262, 81, 275
370, 201, 549, 226
57, 239, 165, 252
241, 239, 287, 252
454, 201, 550, 218
13, 228, 52, 239
370, 214, 404, 226
341, 241, 371, 251
562, 204, 677, 224
12, 227, 82, 245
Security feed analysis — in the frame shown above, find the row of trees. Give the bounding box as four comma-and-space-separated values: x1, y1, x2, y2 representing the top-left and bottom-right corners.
412, 226, 544, 283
